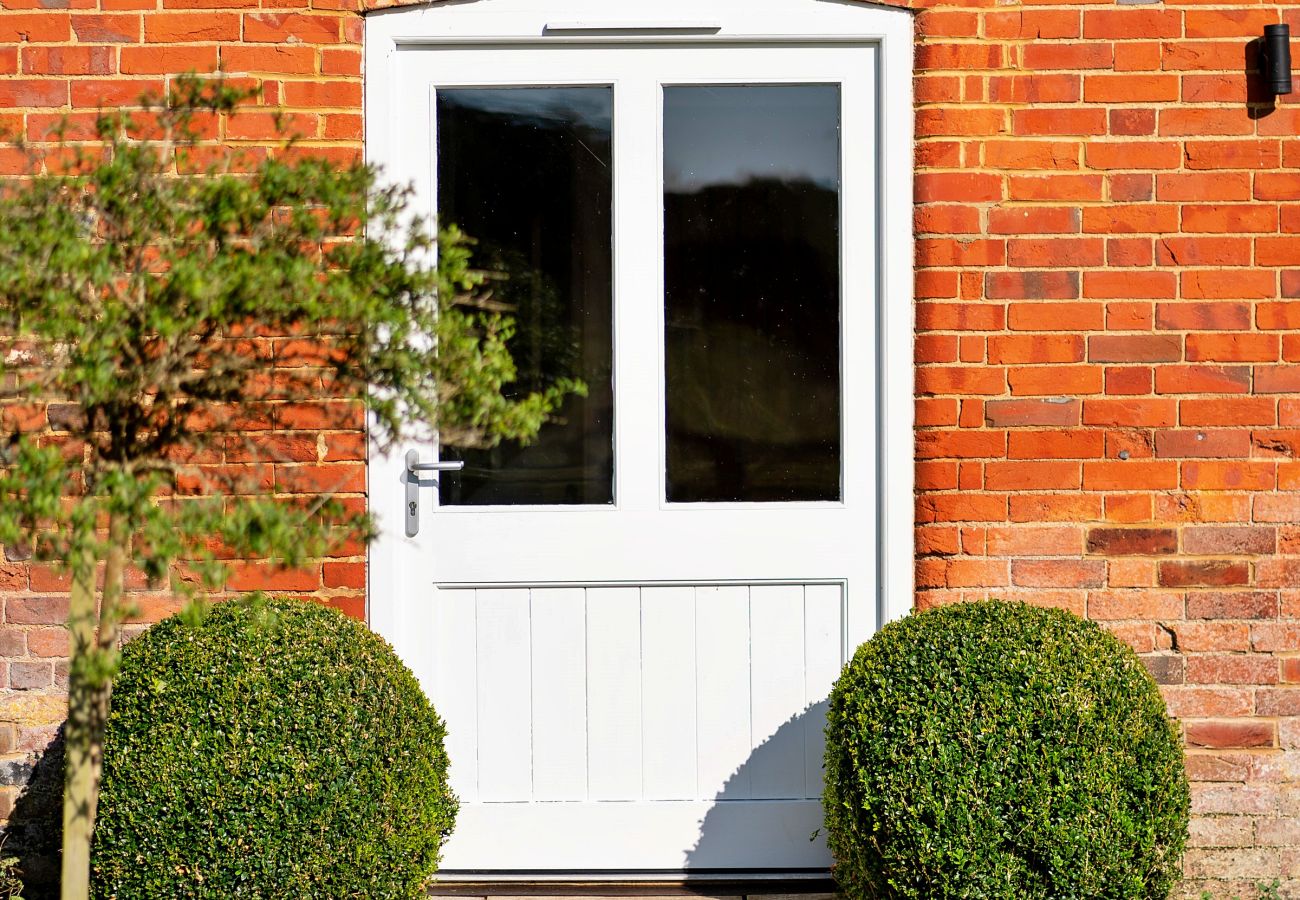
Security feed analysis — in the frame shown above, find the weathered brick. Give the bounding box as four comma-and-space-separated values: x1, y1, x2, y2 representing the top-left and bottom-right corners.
1185, 720, 1276, 750
1086, 527, 1176, 556
1158, 560, 1250, 589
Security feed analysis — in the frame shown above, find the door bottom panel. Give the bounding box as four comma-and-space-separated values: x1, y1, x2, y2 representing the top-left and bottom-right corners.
439, 801, 830, 871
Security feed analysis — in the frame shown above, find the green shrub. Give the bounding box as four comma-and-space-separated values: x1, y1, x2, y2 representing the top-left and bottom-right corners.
823, 600, 1189, 900
92, 598, 457, 899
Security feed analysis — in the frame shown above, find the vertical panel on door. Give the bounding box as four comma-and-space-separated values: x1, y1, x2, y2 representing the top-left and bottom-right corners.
435, 589, 480, 803
641, 586, 699, 799
475, 589, 533, 801
748, 585, 809, 799
434, 582, 843, 805
695, 585, 753, 800
532, 587, 589, 801
586, 586, 644, 799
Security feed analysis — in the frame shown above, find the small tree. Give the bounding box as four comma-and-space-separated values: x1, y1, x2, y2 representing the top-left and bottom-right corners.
0, 77, 577, 900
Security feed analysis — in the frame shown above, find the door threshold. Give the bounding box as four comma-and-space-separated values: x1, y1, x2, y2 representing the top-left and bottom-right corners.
429, 873, 836, 896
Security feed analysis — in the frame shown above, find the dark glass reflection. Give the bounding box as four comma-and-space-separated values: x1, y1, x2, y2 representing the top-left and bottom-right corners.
663, 85, 842, 503
436, 87, 614, 505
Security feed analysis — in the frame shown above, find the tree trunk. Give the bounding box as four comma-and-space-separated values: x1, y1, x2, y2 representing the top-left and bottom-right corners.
60, 522, 126, 900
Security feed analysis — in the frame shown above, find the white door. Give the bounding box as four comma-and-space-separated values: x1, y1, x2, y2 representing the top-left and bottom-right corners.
366, 0, 915, 877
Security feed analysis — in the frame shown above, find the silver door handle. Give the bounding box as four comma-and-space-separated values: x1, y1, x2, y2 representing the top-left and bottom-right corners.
404, 450, 464, 537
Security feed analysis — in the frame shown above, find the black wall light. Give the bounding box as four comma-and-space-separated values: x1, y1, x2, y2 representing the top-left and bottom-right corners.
1261, 24, 1292, 96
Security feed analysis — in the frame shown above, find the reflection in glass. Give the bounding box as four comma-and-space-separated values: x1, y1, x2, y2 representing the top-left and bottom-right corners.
663, 85, 842, 503
436, 87, 614, 505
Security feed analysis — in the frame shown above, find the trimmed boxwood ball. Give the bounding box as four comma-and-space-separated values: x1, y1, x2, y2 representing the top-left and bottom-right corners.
92, 597, 457, 899
823, 600, 1189, 900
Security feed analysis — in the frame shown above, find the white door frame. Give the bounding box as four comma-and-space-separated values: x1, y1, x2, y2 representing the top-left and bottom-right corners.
365, 0, 915, 673
363, 0, 915, 876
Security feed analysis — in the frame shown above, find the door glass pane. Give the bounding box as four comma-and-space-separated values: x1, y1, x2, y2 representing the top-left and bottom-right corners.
663, 85, 842, 503
436, 87, 614, 505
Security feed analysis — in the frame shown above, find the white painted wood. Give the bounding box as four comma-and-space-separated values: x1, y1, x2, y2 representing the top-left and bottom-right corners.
531, 588, 588, 801
748, 586, 808, 800
364, 0, 916, 875
641, 586, 698, 800
474, 589, 532, 801
434, 588, 480, 803
695, 585, 752, 800
586, 587, 643, 800
803, 584, 843, 798
443, 800, 830, 871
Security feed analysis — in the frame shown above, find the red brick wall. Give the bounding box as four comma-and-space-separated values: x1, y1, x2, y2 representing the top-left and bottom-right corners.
910, 2, 1299, 892
0, 0, 371, 857
0, 0, 1298, 892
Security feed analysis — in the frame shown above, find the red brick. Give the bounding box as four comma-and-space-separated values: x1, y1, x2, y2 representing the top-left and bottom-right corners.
5, 596, 67, 625
1185, 721, 1275, 750
1083, 204, 1178, 234
1084, 74, 1177, 104
1162, 686, 1252, 719
1185, 9, 1280, 39
1255, 494, 1300, 523
987, 333, 1084, 364
1083, 399, 1176, 428
1257, 367, 1300, 395
1087, 589, 1184, 621
1187, 656, 1277, 686
71, 12, 140, 41
1256, 689, 1300, 718
1256, 559, 1300, 590
985, 461, 1080, 491
984, 398, 1079, 427
322, 561, 364, 589
1083, 271, 1175, 300
1160, 108, 1253, 138
1089, 335, 1180, 364
985, 272, 1080, 302
221, 45, 317, 75
917, 493, 1007, 524
1158, 560, 1250, 589
1083, 460, 1178, 491
1013, 108, 1105, 137
1011, 559, 1106, 589
1008, 174, 1103, 202
225, 562, 320, 592
1182, 461, 1276, 491
121, 46, 218, 74
1180, 399, 1276, 427
1184, 140, 1281, 170
21, 46, 113, 76
915, 108, 1006, 138
1083, 8, 1181, 39
982, 140, 1079, 171
1104, 367, 1151, 396
1086, 527, 1176, 556
1108, 108, 1155, 138
989, 207, 1081, 235
1155, 429, 1251, 459
243, 12, 342, 43
916, 172, 1002, 203
1188, 591, 1279, 621
143, 12, 239, 41
1256, 174, 1300, 202
1085, 143, 1182, 172
1167, 623, 1250, 654
1007, 302, 1102, 331
1186, 334, 1279, 363
1156, 236, 1251, 267
989, 75, 1079, 105
915, 430, 1004, 460
917, 367, 1006, 396
1258, 303, 1300, 330
1155, 303, 1251, 333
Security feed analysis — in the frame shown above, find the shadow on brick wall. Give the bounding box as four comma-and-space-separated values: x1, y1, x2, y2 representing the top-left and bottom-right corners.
5, 729, 63, 900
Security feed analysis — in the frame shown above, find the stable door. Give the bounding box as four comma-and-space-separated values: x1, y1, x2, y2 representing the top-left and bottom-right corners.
367, 21, 906, 876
